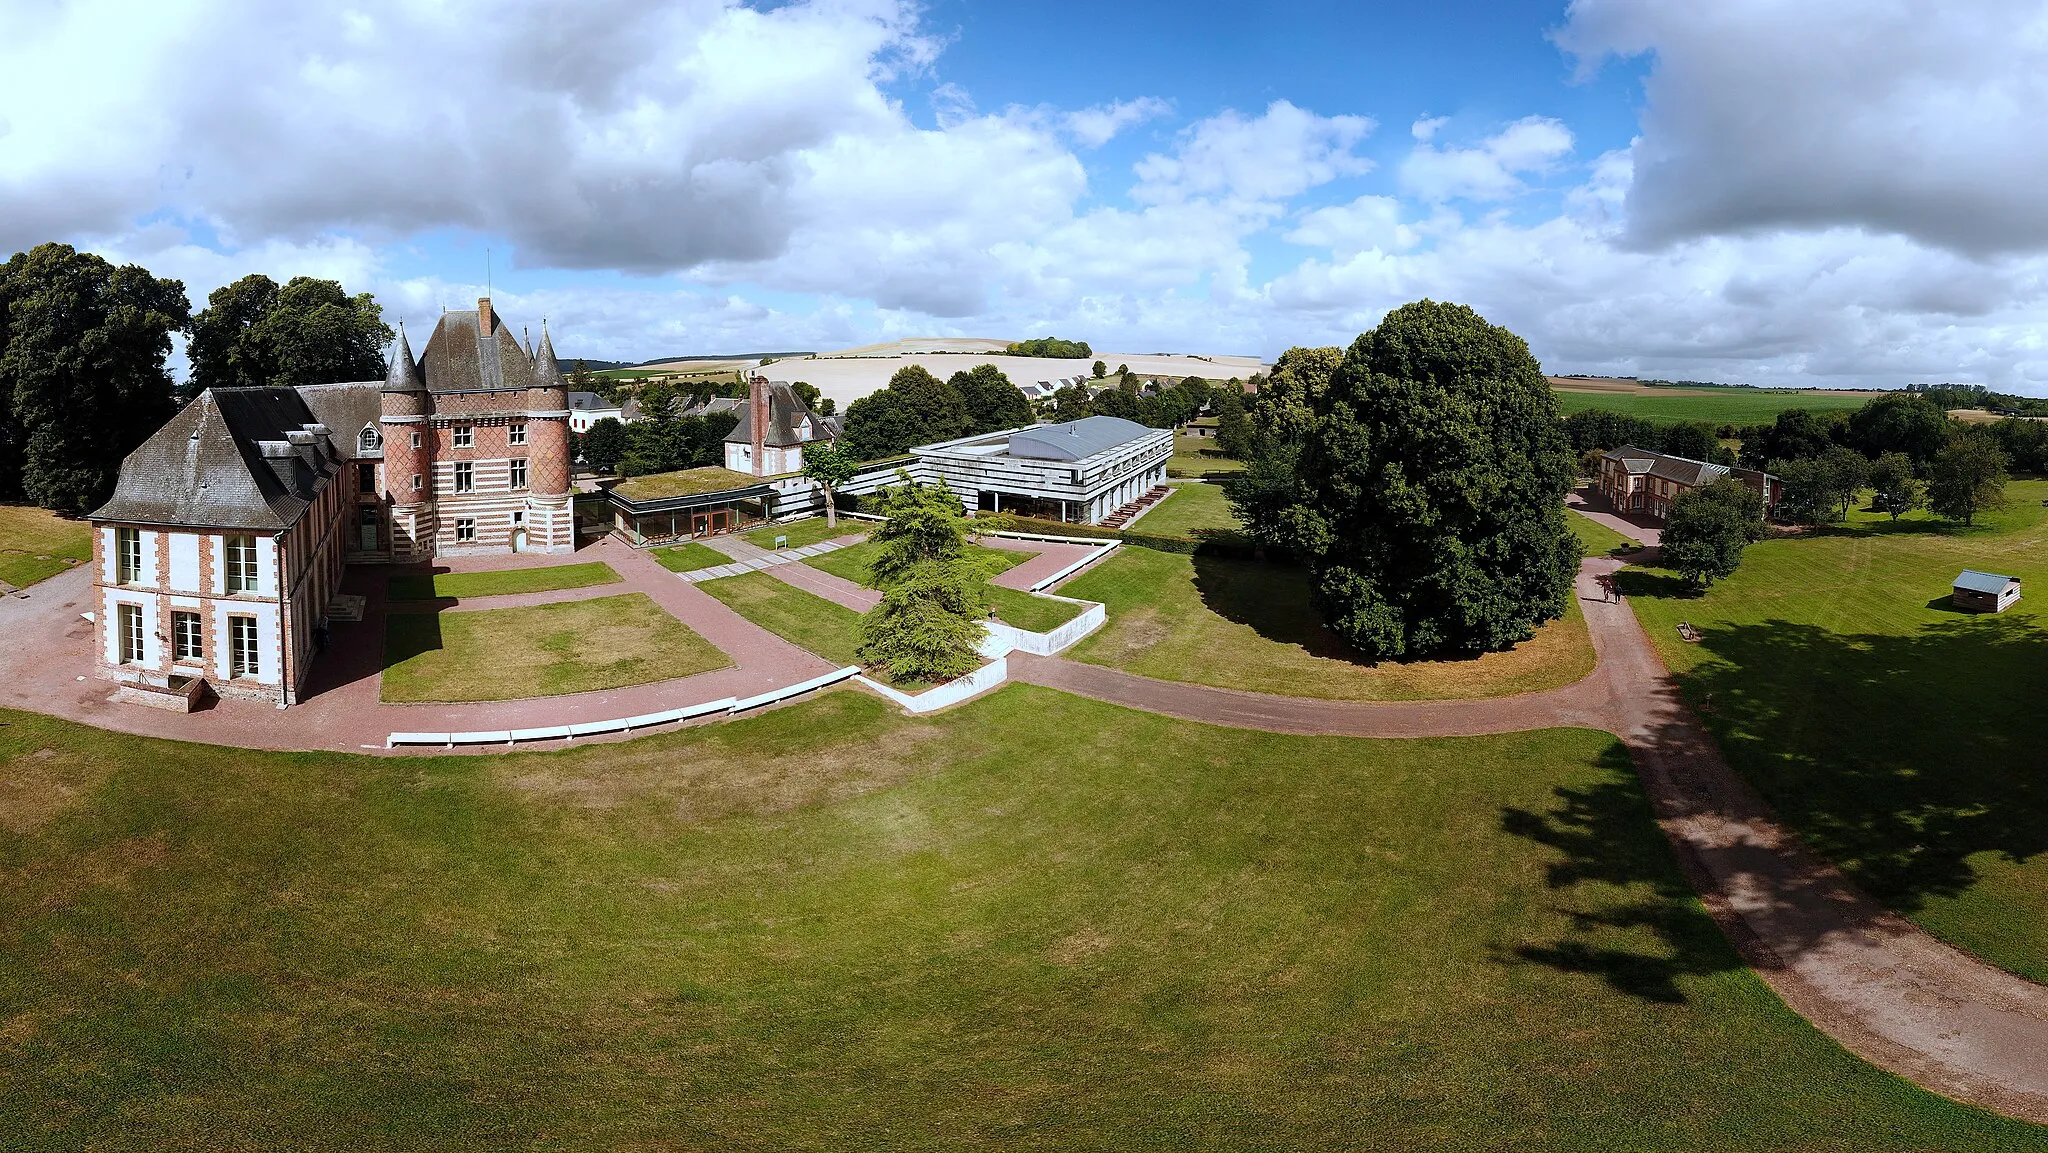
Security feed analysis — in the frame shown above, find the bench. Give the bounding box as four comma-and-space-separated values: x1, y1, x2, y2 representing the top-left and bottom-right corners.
1677, 622, 1702, 643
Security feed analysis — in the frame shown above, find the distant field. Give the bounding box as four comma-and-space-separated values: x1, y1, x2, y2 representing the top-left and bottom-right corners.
1553, 387, 1875, 425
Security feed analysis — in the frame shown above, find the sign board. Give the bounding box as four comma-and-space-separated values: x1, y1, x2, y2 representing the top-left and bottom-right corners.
775, 535, 789, 550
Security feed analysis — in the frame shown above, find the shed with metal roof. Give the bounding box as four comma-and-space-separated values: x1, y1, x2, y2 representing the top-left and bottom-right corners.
1952, 569, 2021, 613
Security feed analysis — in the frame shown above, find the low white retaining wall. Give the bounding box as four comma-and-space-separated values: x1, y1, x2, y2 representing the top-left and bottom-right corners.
979, 598, 1106, 657
386, 666, 863, 748
856, 656, 1009, 714
1022, 538, 1121, 593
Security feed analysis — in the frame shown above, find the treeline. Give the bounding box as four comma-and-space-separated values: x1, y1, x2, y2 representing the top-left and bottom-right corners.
1005, 337, 1091, 359
841, 364, 1034, 459
1905, 381, 2048, 418
576, 380, 739, 476
1048, 372, 1225, 431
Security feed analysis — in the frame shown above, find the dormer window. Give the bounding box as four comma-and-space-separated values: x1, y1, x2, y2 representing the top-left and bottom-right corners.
358, 425, 381, 454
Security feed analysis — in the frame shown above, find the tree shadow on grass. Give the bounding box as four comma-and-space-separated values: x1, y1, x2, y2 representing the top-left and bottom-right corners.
1676, 616, 2048, 918
1498, 743, 1741, 1004
1188, 553, 1367, 662
1612, 569, 1699, 600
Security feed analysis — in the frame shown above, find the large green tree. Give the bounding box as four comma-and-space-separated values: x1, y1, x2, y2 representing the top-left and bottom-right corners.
853, 476, 989, 682
948, 363, 1033, 434
800, 442, 857, 528
1661, 478, 1767, 589
1271, 301, 1578, 660
0, 243, 189, 513
1226, 346, 1345, 552
1928, 429, 2009, 526
841, 365, 971, 460
185, 274, 390, 397
1845, 392, 1950, 468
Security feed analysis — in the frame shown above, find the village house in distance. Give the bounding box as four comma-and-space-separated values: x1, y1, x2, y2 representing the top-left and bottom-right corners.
86, 298, 573, 706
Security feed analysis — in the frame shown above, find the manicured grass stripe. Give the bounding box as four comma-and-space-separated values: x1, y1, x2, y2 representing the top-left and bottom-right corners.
803, 540, 1025, 586
1619, 478, 2048, 982
1060, 546, 1596, 701
650, 542, 732, 573
743, 517, 870, 551
387, 561, 623, 601
1554, 388, 1872, 424
0, 504, 91, 588
1131, 481, 1240, 541
699, 570, 864, 668
379, 592, 728, 702
0, 691, 2036, 1149
986, 585, 1084, 632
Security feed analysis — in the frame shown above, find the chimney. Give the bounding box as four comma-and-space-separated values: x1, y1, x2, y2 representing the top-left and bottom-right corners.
477, 297, 494, 335
750, 375, 768, 476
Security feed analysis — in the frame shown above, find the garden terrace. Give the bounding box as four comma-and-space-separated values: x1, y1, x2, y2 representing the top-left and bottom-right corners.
380, 592, 730, 702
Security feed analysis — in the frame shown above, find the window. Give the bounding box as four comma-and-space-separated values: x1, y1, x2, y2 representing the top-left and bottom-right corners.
172, 611, 202, 661
224, 535, 257, 594
229, 615, 258, 678
358, 463, 376, 495
453, 462, 474, 492
358, 425, 381, 454
509, 422, 527, 446
509, 458, 527, 490
453, 424, 474, 448
455, 518, 475, 542
410, 431, 421, 449
512, 510, 524, 525
115, 528, 142, 584
118, 603, 143, 664
412, 473, 423, 492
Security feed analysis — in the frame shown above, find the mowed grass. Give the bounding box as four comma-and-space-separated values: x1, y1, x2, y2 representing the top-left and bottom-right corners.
386, 562, 623, 601
805, 538, 1026, 586
1062, 547, 1596, 701
380, 593, 729, 702
985, 585, 1084, 632
0, 691, 2039, 1150
1619, 479, 2048, 981
1133, 481, 1240, 540
1570, 508, 1645, 557
649, 541, 731, 573
743, 517, 871, 551
699, 570, 864, 668
1554, 388, 1873, 425
1168, 431, 1244, 478
0, 504, 91, 588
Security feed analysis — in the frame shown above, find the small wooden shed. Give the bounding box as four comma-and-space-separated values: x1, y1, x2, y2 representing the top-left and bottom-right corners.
1952, 570, 2022, 613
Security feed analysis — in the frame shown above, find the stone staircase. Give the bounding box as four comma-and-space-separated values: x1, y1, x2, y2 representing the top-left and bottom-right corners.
1099, 486, 1172, 530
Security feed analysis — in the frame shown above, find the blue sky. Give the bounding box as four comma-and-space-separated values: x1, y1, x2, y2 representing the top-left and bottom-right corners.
3, 0, 2046, 390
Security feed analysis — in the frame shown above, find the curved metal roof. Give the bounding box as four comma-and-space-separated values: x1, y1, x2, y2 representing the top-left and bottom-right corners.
1007, 415, 1153, 461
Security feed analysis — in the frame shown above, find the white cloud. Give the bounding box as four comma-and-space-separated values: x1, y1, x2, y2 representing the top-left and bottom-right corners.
1284, 196, 1414, 255
1133, 100, 1375, 205
1400, 116, 1575, 202
1411, 116, 1449, 141
1556, 0, 2048, 255
1064, 97, 1172, 148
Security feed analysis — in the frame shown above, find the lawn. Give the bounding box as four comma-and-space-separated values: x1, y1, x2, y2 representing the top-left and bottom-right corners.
805, 538, 1025, 585
385, 561, 623, 601
380, 593, 729, 702
1167, 431, 1244, 478
699, 570, 864, 668
0, 504, 92, 588
650, 541, 732, 573
1569, 508, 1644, 557
1554, 387, 1873, 425
985, 585, 1085, 632
1131, 480, 1240, 541
744, 517, 871, 551
0, 690, 2038, 1150
1617, 478, 2048, 982
1061, 547, 1596, 701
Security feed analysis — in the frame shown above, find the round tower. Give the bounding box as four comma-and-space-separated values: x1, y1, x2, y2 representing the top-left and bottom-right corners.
526, 322, 572, 501
379, 324, 434, 557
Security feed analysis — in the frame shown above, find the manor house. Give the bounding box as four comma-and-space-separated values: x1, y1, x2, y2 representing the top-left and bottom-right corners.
87, 299, 574, 706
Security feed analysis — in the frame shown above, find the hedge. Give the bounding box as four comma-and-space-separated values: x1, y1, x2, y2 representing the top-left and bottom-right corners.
994, 514, 1258, 559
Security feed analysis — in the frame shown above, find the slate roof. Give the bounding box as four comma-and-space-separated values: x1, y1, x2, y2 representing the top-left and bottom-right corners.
418, 308, 538, 393
1955, 570, 2019, 595
1602, 444, 1731, 487
1007, 415, 1154, 461
724, 382, 839, 448
90, 388, 347, 532
383, 325, 425, 394
568, 391, 614, 411
297, 382, 384, 459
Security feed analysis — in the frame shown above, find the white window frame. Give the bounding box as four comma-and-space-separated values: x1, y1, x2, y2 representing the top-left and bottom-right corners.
118, 603, 144, 664
453, 424, 474, 449
453, 461, 474, 493
115, 528, 142, 585
509, 422, 527, 446
412, 473, 423, 492
410, 431, 421, 449
172, 610, 202, 661
455, 518, 476, 542
359, 425, 381, 453
229, 614, 258, 679
509, 458, 527, 490
224, 535, 257, 594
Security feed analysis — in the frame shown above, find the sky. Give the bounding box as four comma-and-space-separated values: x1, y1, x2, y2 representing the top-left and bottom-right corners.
4, 0, 2048, 391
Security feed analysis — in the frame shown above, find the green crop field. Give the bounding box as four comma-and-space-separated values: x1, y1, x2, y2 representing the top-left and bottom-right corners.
1554, 388, 1875, 425
1620, 480, 2048, 982
1, 690, 2037, 1149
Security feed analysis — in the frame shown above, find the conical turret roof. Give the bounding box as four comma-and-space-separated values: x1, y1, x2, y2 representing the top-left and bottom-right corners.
531, 321, 566, 390
382, 324, 425, 394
